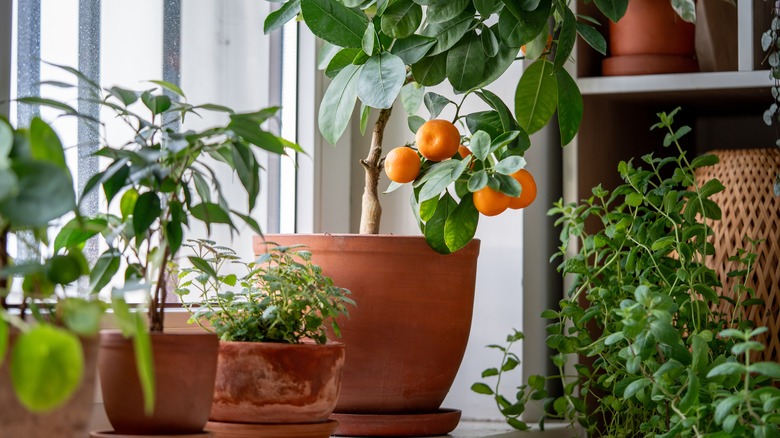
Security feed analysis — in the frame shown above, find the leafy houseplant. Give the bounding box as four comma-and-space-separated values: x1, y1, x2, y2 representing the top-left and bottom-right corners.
0, 115, 105, 435
23, 66, 299, 434
761, 0, 780, 196
474, 109, 780, 436
174, 239, 352, 428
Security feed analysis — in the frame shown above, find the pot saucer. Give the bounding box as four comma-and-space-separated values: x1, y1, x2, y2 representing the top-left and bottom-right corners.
206, 419, 338, 438
90, 431, 213, 437
330, 408, 461, 437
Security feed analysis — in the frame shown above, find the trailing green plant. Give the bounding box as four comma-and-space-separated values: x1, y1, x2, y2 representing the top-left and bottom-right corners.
473, 108, 780, 436
20, 64, 299, 412
174, 239, 353, 344
0, 115, 106, 413
761, 0, 780, 196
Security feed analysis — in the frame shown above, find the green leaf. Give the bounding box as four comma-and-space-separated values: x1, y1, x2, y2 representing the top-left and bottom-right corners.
424, 192, 458, 254
714, 395, 742, 424
594, 0, 628, 23
189, 256, 218, 279
400, 83, 424, 115
515, 59, 557, 135
106, 86, 138, 106
61, 298, 105, 336
671, 0, 696, 23
625, 191, 643, 207
408, 115, 426, 133
421, 11, 475, 56
411, 52, 447, 86
553, 8, 576, 72
477, 89, 520, 136
0, 317, 7, 367
557, 70, 582, 143
141, 93, 172, 115
446, 31, 486, 93
691, 153, 719, 169
229, 118, 286, 155
324, 47, 361, 78
46, 254, 84, 285
479, 31, 521, 87
650, 320, 679, 346
390, 34, 436, 64
497, 0, 551, 47
0, 161, 76, 227
0, 118, 12, 160
444, 193, 479, 252
419, 161, 459, 202
132, 313, 155, 415
16, 97, 78, 115
465, 111, 503, 139
319, 64, 362, 144
362, 21, 375, 55
623, 377, 650, 399
423, 92, 451, 119
191, 202, 233, 226
468, 170, 489, 192
474, 0, 497, 16
132, 191, 162, 240
380, 0, 422, 39
707, 362, 746, 378
300, 0, 369, 48
148, 80, 186, 98
426, 0, 470, 23
575, 21, 606, 56
470, 130, 491, 162
678, 369, 699, 414
264, 0, 301, 34
471, 382, 495, 395
11, 325, 83, 412
699, 178, 726, 199
230, 142, 261, 210
357, 52, 406, 109
90, 249, 121, 293
749, 362, 780, 379
494, 155, 526, 175
360, 104, 371, 134
28, 117, 67, 170
54, 217, 107, 252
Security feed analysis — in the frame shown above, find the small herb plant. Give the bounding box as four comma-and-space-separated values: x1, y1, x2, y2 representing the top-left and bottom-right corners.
174, 239, 353, 345
473, 109, 780, 436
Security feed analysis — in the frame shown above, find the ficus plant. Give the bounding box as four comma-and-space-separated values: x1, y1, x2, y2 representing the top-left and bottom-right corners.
264, 0, 625, 253
22, 64, 299, 412
173, 239, 354, 344
0, 115, 106, 413
473, 109, 780, 436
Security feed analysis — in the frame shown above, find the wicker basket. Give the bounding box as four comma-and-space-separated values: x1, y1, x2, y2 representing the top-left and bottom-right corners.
695, 148, 780, 362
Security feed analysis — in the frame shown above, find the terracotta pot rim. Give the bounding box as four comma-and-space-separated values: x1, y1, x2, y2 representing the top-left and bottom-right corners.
218, 340, 345, 349
99, 330, 218, 348
259, 233, 481, 255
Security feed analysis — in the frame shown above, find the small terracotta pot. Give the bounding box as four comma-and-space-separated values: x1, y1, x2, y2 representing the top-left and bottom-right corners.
0, 334, 98, 438
98, 331, 219, 435
210, 341, 345, 423
256, 234, 480, 414
603, 0, 698, 75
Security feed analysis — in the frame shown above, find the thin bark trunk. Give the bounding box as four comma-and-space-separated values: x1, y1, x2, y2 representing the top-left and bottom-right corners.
148, 245, 170, 332
0, 226, 7, 310
359, 107, 393, 234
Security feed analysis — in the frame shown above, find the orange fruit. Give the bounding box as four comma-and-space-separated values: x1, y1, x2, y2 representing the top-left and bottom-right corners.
473, 186, 510, 216
508, 169, 537, 209
384, 146, 420, 183
415, 119, 460, 162
458, 145, 471, 159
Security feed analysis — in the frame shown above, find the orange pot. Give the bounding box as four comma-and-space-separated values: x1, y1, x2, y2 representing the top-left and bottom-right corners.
603, 0, 698, 75
210, 341, 345, 423
98, 331, 218, 435
255, 234, 480, 414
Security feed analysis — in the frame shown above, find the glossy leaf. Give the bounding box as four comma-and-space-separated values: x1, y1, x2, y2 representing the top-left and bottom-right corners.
0, 318, 7, 367
497, 0, 550, 47
495, 155, 526, 175
362, 21, 375, 55
470, 130, 491, 162
325, 47, 361, 78
594, 0, 628, 23
575, 21, 607, 56
426, 0, 470, 23
229, 119, 286, 155
408, 115, 426, 133
444, 192, 479, 252
132, 192, 162, 240
231, 142, 260, 210
411, 52, 447, 86
553, 7, 576, 72
264, 0, 301, 34
46, 254, 84, 285
11, 325, 83, 413
474, 0, 498, 16
29, 117, 67, 170
319, 64, 362, 144
422, 11, 475, 55
423, 92, 451, 119
54, 217, 107, 252
357, 52, 406, 109
132, 313, 155, 415
191, 202, 233, 226
515, 59, 557, 134
300, 0, 369, 48
447, 31, 486, 93
380, 0, 422, 39
141, 93, 171, 115
556, 68, 582, 146
90, 249, 121, 293
481, 25, 500, 57
61, 298, 105, 336
390, 35, 436, 64
424, 192, 458, 254
400, 82, 424, 114
0, 161, 76, 227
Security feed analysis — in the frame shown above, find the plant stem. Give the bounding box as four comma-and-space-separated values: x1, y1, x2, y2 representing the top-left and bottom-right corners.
149, 244, 170, 332
359, 106, 393, 234
0, 226, 8, 311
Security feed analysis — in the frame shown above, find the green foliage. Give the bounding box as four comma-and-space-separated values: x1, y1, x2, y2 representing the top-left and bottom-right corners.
761, 5, 780, 196
175, 239, 354, 345
474, 110, 780, 436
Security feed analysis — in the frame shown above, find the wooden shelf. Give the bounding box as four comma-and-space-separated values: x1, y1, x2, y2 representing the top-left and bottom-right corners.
578, 70, 772, 96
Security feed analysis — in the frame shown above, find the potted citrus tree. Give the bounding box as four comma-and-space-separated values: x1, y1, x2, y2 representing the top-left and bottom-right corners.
260, 0, 603, 434
0, 115, 106, 436
23, 69, 299, 435
173, 239, 353, 437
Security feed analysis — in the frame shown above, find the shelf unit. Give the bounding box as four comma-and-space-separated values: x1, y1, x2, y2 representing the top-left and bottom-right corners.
568, 0, 776, 203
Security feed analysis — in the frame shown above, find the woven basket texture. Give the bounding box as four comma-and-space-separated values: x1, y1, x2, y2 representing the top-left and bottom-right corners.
695, 148, 780, 362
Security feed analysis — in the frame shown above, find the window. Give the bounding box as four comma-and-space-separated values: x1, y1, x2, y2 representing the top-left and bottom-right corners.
3, 0, 299, 302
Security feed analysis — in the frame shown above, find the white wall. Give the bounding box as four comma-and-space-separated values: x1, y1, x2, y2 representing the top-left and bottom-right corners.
339, 61, 528, 421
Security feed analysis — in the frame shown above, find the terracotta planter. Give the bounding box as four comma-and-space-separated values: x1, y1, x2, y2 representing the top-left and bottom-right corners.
603, 0, 698, 76
210, 341, 345, 423
98, 331, 219, 435
0, 334, 98, 438
255, 234, 480, 415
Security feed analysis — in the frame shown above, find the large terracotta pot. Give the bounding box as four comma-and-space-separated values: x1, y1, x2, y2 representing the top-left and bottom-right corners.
603, 0, 698, 76
0, 335, 98, 438
255, 234, 480, 414
98, 331, 219, 435
210, 341, 345, 423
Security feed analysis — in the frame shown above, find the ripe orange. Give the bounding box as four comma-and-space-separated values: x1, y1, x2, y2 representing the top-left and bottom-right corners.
458, 145, 471, 159
508, 169, 537, 209
473, 186, 510, 216
415, 119, 460, 162
384, 146, 420, 183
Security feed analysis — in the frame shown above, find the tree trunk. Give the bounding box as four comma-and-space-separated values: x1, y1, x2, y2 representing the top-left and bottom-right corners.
359, 107, 393, 235
0, 227, 8, 310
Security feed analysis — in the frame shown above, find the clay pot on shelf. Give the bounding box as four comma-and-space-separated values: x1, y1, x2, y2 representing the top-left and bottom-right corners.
256, 234, 480, 437
603, 0, 698, 76
96, 331, 218, 436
